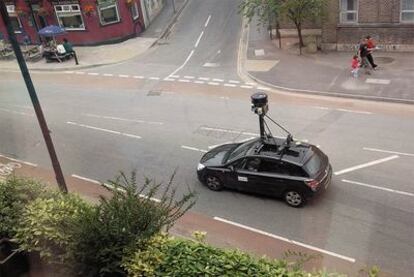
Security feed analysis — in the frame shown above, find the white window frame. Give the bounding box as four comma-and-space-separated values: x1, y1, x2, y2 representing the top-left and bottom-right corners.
98, 3, 121, 25
339, 0, 358, 24
54, 4, 85, 30
401, 0, 414, 22
6, 5, 23, 33
131, 2, 139, 20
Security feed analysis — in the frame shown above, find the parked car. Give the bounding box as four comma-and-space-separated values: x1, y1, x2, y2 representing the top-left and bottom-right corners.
197, 137, 332, 207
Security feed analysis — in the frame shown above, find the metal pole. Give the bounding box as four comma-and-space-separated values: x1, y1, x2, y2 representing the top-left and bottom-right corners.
259, 115, 265, 140
0, 2, 68, 193
172, 0, 176, 13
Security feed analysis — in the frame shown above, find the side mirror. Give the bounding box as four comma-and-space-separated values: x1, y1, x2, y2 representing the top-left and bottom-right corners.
228, 165, 234, 172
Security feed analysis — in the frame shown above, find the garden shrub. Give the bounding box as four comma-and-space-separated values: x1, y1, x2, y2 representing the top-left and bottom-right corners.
0, 177, 46, 239
14, 191, 92, 266
71, 172, 196, 276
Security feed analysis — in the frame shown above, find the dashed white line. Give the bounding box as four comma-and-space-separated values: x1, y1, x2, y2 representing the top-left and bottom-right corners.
184, 76, 195, 79
212, 78, 224, 82
208, 82, 220, 86
204, 15, 211, 27
163, 78, 175, 82
224, 84, 237, 87
363, 147, 414, 157
194, 80, 205, 84
178, 79, 191, 83
194, 31, 204, 48
75, 71, 85, 75
220, 96, 230, 100
342, 179, 414, 197
119, 74, 130, 78
213, 217, 356, 263
229, 80, 240, 84
103, 73, 113, 77
0, 107, 34, 117
67, 121, 142, 139
181, 146, 207, 153
240, 85, 254, 89
257, 86, 270, 91
366, 78, 391, 85
170, 75, 179, 78
198, 77, 210, 81
133, 75, 145, 79
0, 154, 38, 167
336, 108, 372, 115
314, 106, 330, 110
83, 113, 163, 125
334, 155, 399, 176
71, 174, 101, 185
149, 77, 160, 80
200, 127, 258, 137
245, 82, 255, 85
64, 71, 74, 74
87, 72, 99, 76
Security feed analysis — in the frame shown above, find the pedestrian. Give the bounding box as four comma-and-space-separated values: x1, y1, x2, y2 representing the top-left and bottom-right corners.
359, 38, 371, 74
62, 38, 79, 65
366, 35, 378, 69
351, 55, 360, 78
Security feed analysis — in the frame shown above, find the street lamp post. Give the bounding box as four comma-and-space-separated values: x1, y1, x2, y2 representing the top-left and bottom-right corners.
0, 2, 68, 193
172, 0, 176, 13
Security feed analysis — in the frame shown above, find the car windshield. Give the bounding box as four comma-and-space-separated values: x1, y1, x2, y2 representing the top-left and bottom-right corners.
226, 140, 256, 162
303, 154, 322, 176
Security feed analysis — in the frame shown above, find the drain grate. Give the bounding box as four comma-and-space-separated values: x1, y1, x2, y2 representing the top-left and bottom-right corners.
147, 90, 162, 96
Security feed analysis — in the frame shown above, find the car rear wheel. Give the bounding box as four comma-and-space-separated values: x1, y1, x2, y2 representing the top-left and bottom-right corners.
284, 190, 305, 207
205, 175, 223, 191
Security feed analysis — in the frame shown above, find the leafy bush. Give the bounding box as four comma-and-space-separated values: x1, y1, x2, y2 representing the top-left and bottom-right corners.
0, 177, 46, 239
71, 172, 196, 276
123, 233, 348, 277
14, 191, 92, 266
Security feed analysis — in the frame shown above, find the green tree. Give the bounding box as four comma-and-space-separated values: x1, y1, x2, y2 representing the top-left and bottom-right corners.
280, 0, 326, 54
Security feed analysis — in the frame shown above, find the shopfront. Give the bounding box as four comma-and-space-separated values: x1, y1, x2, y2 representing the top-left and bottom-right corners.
0, 0, 145, 45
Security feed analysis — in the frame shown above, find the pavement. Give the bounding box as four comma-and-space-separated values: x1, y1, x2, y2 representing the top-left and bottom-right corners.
0, 154, 388, 276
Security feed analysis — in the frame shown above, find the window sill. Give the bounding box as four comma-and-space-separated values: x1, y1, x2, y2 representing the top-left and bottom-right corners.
100, 20, 121, 27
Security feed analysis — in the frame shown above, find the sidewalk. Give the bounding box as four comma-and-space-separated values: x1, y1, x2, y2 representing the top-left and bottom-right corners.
0, 0, 188, 72
0, 154, 393, 276
243, 23, 414, 104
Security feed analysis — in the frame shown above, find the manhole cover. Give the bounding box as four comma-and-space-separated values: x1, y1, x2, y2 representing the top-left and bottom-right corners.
375, 57, 394, 64
147, 90, 162, 96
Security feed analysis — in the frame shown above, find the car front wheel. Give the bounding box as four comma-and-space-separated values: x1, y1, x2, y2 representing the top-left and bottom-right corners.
284, 190, 305, 207
205, 175, 223, 191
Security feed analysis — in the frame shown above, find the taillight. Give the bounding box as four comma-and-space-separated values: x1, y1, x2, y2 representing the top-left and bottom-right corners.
305, 179, 320, 191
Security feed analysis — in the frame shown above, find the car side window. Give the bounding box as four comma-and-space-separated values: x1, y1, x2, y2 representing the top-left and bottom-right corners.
258, 159, 289, 175
285, 163, 307, 177
243, 157, 261, 172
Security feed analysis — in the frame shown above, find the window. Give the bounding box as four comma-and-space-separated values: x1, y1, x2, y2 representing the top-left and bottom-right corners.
6, 5, 22, 33
339, 0, 358, 23
55, 4, 85, 30
131, 2, 139, 20
401, 0, 414, 22
258, 159, 290, 175
303, 155, 322, 176
98, 1, 120, 25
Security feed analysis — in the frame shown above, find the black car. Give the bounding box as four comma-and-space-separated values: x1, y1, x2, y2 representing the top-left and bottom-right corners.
197, 137, 332, 207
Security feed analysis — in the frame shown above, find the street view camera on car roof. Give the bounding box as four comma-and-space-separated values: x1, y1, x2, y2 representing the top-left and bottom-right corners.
251, 92, 293, 153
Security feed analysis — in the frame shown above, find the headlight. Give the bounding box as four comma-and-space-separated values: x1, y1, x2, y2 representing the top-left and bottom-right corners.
197, 163, 205, 171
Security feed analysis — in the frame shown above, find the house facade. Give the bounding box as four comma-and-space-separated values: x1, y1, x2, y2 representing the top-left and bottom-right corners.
322, 0, 414, 51
0, 0, 164, 45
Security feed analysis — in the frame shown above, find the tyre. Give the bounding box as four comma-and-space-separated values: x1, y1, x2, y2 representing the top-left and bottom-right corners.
284, 190, 305, 208
205, 175, 223, 191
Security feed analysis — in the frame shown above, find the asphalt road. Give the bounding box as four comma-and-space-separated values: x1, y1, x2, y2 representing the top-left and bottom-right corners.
1, 0, 414, 276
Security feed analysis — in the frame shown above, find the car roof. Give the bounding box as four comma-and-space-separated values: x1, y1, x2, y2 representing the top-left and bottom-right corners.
246, 137, 314, 166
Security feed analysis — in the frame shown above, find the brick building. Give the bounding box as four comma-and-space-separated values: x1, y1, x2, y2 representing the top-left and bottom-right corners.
322, 0, 414, 51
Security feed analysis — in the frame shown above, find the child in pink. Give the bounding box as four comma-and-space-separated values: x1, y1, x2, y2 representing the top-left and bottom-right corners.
351, 55, 360, 78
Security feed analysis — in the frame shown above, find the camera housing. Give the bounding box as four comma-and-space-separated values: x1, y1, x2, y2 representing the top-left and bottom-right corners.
251, 92, 268, 115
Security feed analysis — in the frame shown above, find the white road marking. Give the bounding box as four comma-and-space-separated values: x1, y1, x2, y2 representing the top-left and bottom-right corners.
203, 62, 220, 67
366, 78, 391, 85
220, 96, 230, 100
200, 127, 258, 137
254, 49, 265, 56
314, 106, 330, 110
163, 78, 175, 81
208, 137, 256, 149
204, 15, 211, 27
67, 121, 142, 139
181, 146, 207, 153
184, 76, 195, 79
363, 147, 414, 157
149, 77, 160, 80
229, 80, 240, 84
194, 31, 204, 48
4, 104, 32, 110
103, 73, 114, 77
119, 74, 130, 78
334, 155, 399, 176
336, 108, 372, 115
245, 82, 255, 85
240, 85, 254, 89
0, 107, 34, 117
169, 50, 194, 77
170, 75, 179, 78
178, 79, 191, 83
212, 78, 224, 82
214, 217, 356, 263
64, 71, 74, 74
103, 183, 161, 202
194, 80, 205, 84
224, 83, 237, 87
0, 154, 37, 167
87, 72, 99, 76
133, 75, 144, 79
198, 77, 210, 81
257, 86, 270, 91
208, 82, 220, 86
75, 71, 85, 75
83, 113, 163, 125
71, 174, 101, 185
342, 179, 414, 197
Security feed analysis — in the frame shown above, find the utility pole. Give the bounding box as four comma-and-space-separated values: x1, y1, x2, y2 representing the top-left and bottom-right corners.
0, 2, 68, 193
172, 0, 176, 13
